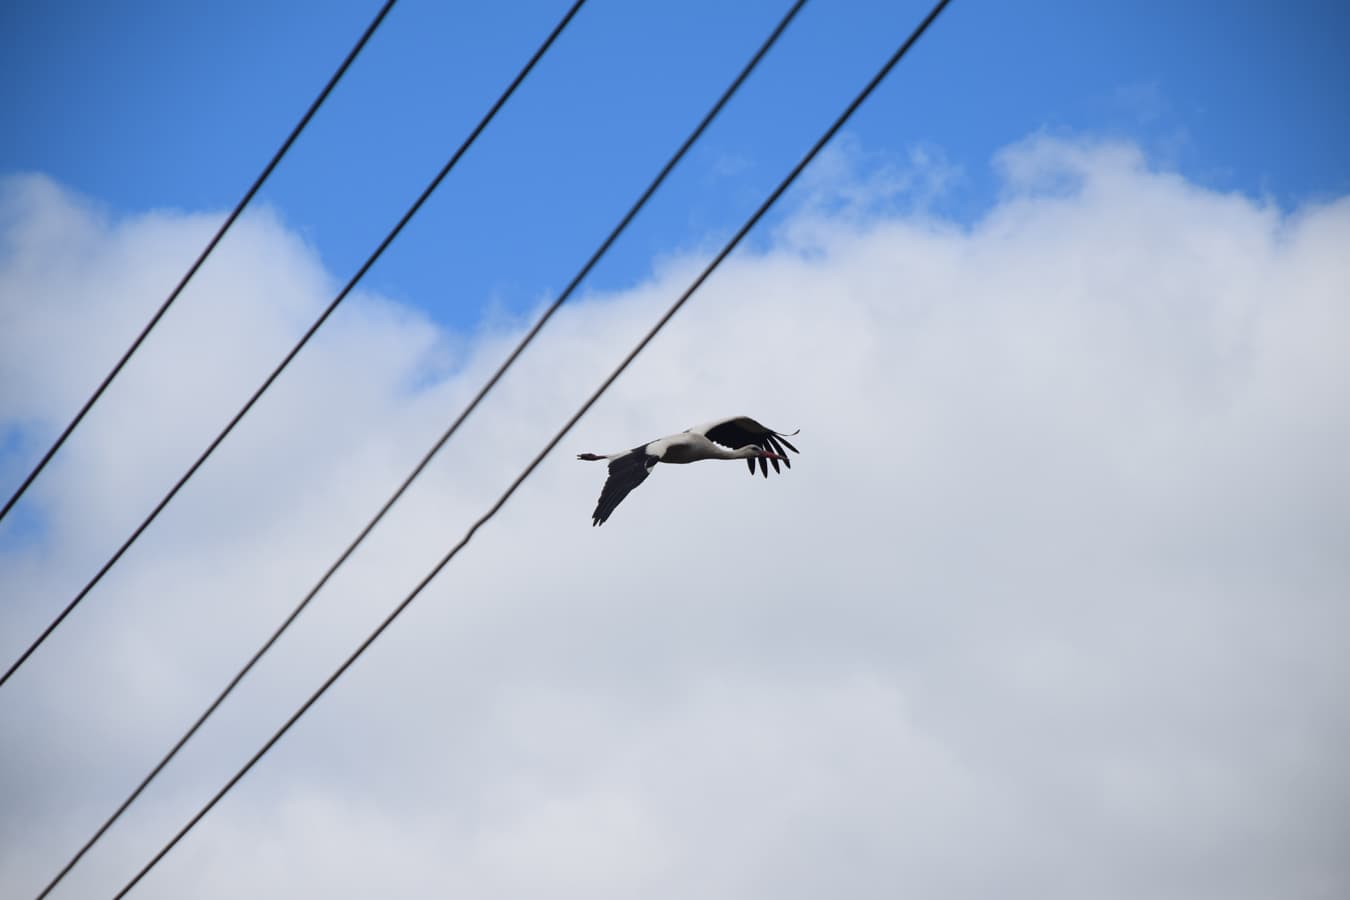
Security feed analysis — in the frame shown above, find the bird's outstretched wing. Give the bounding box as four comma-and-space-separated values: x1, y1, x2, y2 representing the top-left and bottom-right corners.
591, 448, 658, 526
698, 416, 800, 477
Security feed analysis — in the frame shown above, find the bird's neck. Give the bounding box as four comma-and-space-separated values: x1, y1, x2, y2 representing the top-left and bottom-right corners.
684, 436, 751, 460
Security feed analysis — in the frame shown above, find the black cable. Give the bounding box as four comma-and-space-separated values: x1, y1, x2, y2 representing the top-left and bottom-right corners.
31, 3, 806, 896
0, 0, 398, 528
110, 1, 953, 895
0, 0, 588, 691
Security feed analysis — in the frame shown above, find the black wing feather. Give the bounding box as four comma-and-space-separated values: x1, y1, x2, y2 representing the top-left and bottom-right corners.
591, 449, 656, 526
704, 416, 800, 477
704, 416, 768, 451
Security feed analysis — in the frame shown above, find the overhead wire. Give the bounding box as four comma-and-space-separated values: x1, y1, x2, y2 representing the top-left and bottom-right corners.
30, 2, 808, 895
0, 0, 398, 527
0, 0, 589, 691
108, 0, 955, 895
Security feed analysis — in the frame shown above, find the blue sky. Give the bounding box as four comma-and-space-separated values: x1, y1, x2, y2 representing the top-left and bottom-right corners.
4, 0, 1346, 333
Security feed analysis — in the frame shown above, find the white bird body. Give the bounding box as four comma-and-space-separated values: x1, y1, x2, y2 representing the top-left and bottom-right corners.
645, 433, 744, 463
577, 415, 799, 525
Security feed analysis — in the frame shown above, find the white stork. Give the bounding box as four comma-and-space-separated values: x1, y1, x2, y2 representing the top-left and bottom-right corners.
577, 415, 799, 525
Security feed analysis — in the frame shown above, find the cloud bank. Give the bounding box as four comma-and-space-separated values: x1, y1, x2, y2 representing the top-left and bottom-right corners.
1, 135, 1348, 899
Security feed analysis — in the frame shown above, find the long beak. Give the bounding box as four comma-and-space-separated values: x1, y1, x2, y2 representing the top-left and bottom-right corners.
760, 451, 787, 460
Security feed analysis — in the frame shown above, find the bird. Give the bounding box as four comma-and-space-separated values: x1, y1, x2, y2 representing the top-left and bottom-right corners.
577, 415, 799, 526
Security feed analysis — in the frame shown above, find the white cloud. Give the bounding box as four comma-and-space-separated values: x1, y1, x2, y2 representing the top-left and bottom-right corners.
1, 135, 1348, 899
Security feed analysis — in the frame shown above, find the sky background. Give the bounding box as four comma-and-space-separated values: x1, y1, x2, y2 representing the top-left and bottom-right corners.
4, 0, 1348, 329
2, 1, 1349, 898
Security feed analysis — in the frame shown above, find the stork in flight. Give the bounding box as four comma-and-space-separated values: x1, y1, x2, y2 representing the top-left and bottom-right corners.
577, 415, 799, 526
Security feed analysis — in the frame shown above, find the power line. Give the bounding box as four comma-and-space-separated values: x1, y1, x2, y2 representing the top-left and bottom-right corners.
0, 0, 398, 528
0, 0, 588, 691
110, 1, 954, 895
30, 2, 807, 896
